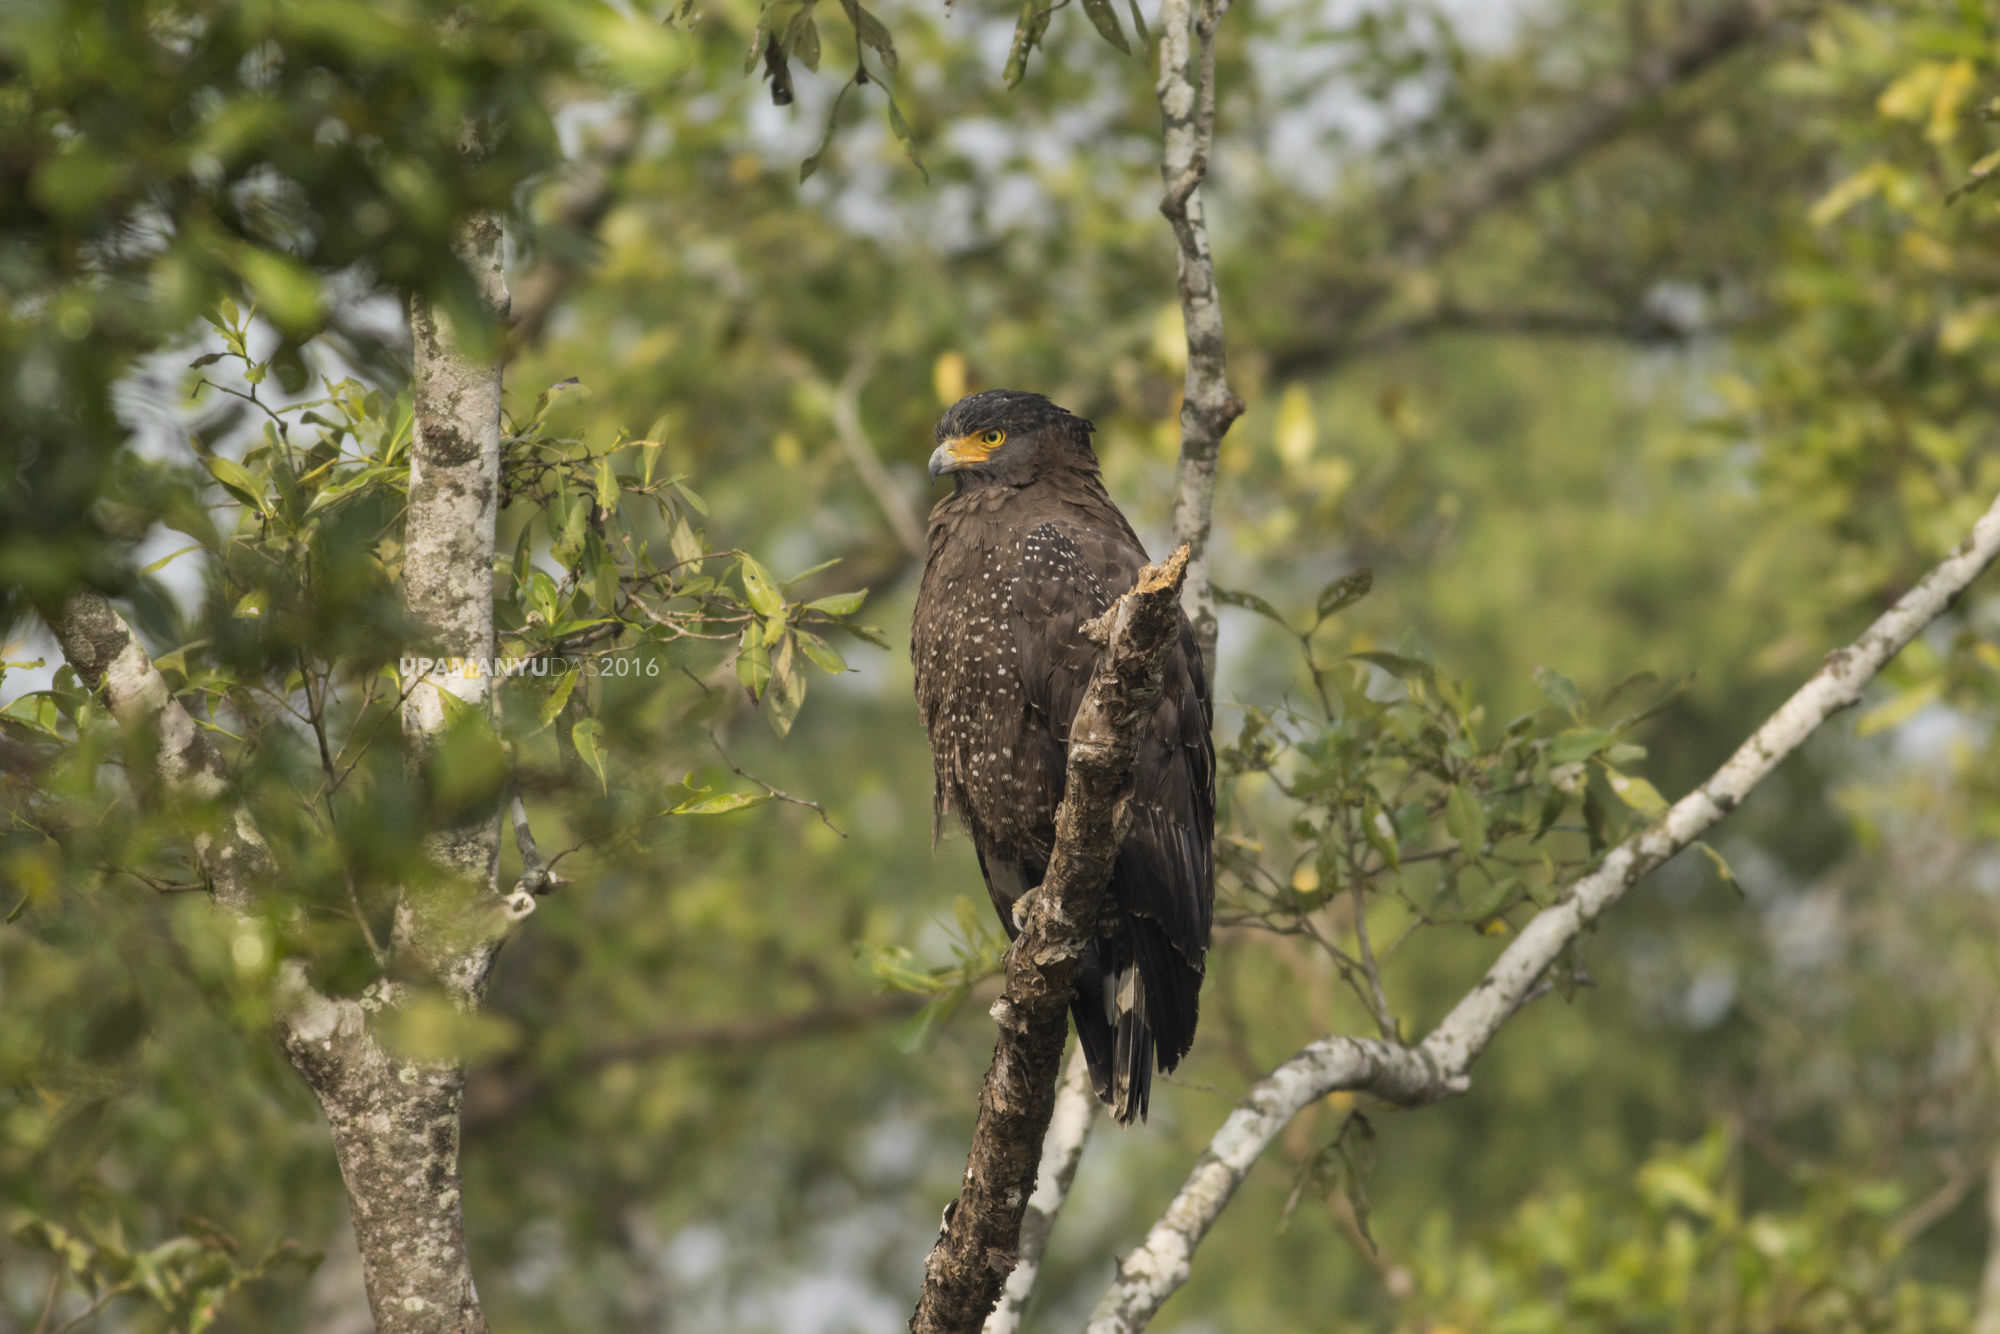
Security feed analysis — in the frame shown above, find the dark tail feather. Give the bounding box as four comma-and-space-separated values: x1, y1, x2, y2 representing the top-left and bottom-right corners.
1071, 950, 1154, 1124
1108, 963, 1152, 1124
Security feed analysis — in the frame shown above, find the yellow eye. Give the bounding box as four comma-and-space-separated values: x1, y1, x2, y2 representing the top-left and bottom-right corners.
980, 429, 1006, 447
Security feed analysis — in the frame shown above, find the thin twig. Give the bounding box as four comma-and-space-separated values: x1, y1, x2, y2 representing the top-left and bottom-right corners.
1885, 1160, 1981, 1254
829, 347, 927, 560
708, 731, 844, 836
1346, 867, 1395, 1040
53, 1283, 130, 1334
32, 1266, 62, 1334
301, 650, 386, 967
509, 790, 558, 896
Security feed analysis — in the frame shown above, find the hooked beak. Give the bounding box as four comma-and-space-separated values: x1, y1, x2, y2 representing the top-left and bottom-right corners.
928, 432, 998, 480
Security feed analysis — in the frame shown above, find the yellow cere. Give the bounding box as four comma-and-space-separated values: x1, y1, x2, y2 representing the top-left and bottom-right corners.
946, 428, 1006, 465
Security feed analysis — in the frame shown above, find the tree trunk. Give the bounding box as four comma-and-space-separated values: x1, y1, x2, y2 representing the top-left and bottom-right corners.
285, 1006, 484, 1334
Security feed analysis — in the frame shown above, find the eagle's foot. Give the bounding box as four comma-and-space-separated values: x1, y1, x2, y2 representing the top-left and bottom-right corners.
1010, 884, 1045, 932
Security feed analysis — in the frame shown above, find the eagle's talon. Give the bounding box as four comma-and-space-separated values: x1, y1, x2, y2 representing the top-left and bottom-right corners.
1010, 886, 1042, 932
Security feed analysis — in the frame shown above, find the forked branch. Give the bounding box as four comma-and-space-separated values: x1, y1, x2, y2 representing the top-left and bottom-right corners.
1086, 487, 2000, 1332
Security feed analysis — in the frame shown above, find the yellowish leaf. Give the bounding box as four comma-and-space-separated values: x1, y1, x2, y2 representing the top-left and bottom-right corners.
1876, 61, 1942, 121
1150, 303, 1186, 371
1809, 163, 1888, 227
932, 351, 967, 406
1927, 59, 1976, 144
1275, 384, 1315, 466
1900, 230, 1957, 273
1606, 770, 1669, 818
1855, 680, 1941, 737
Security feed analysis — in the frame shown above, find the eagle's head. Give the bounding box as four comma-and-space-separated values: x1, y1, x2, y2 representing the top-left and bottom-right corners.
928, 389, 1096, 488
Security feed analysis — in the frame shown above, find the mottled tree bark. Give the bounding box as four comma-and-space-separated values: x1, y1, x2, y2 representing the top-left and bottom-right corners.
394, 214, 510, 1005
909, 547, 1191, 1334
42, 591, 277, 916
41, 212, 517, 1334
1157, 0, 1242, 681
318, 212, 511, 1332
282, 981, 485, 1334
981, 1047, 1096, 1334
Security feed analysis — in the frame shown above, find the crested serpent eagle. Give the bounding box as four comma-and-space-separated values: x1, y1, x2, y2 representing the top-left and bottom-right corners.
911, 389, 1214, 1123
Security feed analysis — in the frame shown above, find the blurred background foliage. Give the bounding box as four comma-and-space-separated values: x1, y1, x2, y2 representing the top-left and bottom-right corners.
4, 0, 2000, 1329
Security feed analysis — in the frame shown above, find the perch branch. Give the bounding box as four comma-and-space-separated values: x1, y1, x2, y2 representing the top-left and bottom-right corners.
909, 545, 1191, 1334
981, 1045, 1099, 1334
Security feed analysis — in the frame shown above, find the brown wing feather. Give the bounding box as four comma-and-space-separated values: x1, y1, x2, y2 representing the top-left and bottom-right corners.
911, 460, 1215, 1118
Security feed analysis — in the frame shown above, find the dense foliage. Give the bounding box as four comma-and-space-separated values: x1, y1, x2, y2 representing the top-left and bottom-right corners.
4, 0, 1998, 1330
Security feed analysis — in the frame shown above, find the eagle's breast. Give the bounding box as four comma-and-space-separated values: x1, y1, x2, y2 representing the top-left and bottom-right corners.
912, 499, 1045, 859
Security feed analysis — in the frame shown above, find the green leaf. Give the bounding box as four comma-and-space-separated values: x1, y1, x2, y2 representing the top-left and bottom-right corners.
1581, 785, 1611, 853
1694, 840, 1741, 896
786, 8, 821, 70
1444, 785, 1488, 853
672, 790, 767, 815
527, 569, 559, 626
669, 513, 704, 567
783, 556, 845, 585
1605, 769, 1669, 818
795, 629, 848, 675
765, 635, 806, 737
511, 521, 533, 588
140, 543, 204, 575
743, 7, 769, 73
592, 552, 621, 615
1533, 787, 1567, 839
840, 0, 898, 70
593, 455, 618, 517
807, 589, 868, 616
800, 76, 856, 183
1534, 666, 1583, 719
539, 668, 579, 729
205, 456, 268, 514
1952, 146, 2000, 201
738, 553, 784, 618
1638, 1160, 1720, 1219
1003, 0, 1054, 86
572, 718, 607, 793
737, 636, 772, 700
1215, 585, 1292, 631
1314, 568, 1372, 623
674, 479, 709, 516
885, 93, 926, 181
1349, 650, 1434, 684
1080, 0, 1130, 53
1546, 728, 1615, 764
1124, 0, 1148, 42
